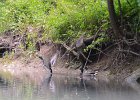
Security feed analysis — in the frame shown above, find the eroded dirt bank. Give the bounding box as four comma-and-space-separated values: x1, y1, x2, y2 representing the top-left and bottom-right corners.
0, 45, 80, 81
0, 43, 140, 84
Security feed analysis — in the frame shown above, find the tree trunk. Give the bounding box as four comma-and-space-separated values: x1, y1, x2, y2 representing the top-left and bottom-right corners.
107, 0, 122, 39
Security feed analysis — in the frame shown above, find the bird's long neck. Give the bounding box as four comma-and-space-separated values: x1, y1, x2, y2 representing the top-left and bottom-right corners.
38, 56, 46, 64
38, 56, 43, 60
37, 51, 59, 66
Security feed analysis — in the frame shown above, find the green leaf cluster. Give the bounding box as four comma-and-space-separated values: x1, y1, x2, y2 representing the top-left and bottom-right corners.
0, 0, 139, 50
0, 0, 46, 33
46, 0, 109, 43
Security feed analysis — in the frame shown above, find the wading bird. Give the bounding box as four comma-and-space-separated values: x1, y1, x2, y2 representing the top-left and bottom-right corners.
37, 52, 58, 74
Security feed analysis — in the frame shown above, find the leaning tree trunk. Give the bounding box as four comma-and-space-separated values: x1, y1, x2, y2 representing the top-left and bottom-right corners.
107, 0, 122, 39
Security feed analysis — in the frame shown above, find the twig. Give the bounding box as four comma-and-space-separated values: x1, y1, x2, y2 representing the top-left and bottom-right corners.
83, 49, 92, 71
119, 49, 140, 56
79, 51, 92, 63
94, 47, 111, 57
62, 43, 79, 56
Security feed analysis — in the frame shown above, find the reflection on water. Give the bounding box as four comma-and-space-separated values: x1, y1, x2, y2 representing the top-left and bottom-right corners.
0, 73, 140, 100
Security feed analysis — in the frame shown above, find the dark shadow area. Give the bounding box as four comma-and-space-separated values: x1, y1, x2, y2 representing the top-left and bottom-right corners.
0, 76, 9, 86
136, 77, 140, 84
0, 48, 7, 58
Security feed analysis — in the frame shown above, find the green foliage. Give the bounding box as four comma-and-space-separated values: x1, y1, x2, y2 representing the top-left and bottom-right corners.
115, 0, 140, 33
0, 0, 139, 51
0, 0, 46, 33
2, 51, 15, 63
26, 32, 38, 51
46, 0, 109, 43
0, 1, 11, 33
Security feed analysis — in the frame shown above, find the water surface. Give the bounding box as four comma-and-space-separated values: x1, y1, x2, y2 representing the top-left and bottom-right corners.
0, 73, 140, 100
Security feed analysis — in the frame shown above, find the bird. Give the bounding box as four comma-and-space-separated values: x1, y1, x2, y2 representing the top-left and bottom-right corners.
37, 52, 58, 74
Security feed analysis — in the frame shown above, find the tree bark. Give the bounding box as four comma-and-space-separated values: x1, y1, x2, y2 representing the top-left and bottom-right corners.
118, 0, 123, 26
107, 0, 122, 39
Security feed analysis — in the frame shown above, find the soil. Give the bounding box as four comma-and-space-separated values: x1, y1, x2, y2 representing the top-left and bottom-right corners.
0, 44, 140, 83
0, 45, 81, 81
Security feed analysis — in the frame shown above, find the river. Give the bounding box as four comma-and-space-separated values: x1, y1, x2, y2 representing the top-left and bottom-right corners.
0, 73, 140, 100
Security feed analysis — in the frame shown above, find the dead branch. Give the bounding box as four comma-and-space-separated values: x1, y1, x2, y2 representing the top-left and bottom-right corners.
62, 43, 79, 56
62, 43, 92, 62
83, 27, 101, 45
119, 49, 140, 56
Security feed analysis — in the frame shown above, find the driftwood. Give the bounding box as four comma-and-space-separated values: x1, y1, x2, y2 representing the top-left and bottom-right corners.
60, 32, 102, 74
61, 34, 98, 67
62, 43, 79, 56
62, 43, 92, 62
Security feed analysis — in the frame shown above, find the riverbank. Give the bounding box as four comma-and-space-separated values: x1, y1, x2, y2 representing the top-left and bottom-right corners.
0, 43, 139, 84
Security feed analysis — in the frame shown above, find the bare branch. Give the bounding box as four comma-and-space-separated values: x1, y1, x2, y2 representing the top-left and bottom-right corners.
119, 49, 140, 56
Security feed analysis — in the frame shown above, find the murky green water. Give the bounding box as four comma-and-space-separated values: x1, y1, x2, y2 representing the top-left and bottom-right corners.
0, 73, 140, 100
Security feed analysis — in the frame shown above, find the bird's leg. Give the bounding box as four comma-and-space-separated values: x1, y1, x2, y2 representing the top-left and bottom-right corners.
80, 63, 84, 75
48, 62, 53, 74
44, 65, 52, 74
80, 62, 88, 75
50, 68, 52, 74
